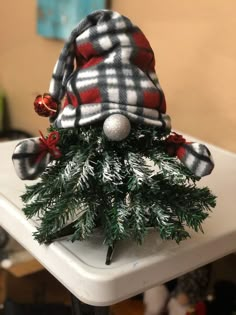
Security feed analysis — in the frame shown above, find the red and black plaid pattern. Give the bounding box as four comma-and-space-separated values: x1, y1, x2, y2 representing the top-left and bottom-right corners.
49, 10, 171, 130
166, 133, 214, 177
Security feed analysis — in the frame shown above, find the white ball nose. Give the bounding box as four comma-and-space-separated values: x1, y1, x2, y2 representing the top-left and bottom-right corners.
103, 114, 131, 141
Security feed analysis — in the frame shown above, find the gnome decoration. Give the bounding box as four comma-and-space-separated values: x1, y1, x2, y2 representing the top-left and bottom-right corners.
12, 10, 216, 263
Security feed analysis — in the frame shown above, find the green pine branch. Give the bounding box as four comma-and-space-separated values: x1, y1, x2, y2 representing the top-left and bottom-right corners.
22, 124, 216, 246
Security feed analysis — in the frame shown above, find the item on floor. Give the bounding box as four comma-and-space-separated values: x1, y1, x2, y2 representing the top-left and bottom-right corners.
173, 265, 210, 310
0, 250, 34, 269
0, 226, 9, 273
144, 266, 210, 315
12, 10, 216, 264
206, 281, 236, 315
144, 285, 170, 315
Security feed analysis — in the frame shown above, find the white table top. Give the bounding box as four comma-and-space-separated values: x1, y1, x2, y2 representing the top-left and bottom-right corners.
0, 139, 236, 306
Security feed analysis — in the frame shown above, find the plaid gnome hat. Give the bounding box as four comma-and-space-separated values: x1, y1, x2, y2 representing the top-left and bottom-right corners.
49, 10, 170, 129
12, 10, 214, 180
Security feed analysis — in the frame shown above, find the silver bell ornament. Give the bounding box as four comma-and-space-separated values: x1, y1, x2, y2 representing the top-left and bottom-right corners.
103, 114, 131, 141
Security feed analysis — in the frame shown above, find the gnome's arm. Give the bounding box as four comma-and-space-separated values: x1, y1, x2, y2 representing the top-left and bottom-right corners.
165, 133, 214, 177
12, 138, 51, 180
12, 131, 61, 180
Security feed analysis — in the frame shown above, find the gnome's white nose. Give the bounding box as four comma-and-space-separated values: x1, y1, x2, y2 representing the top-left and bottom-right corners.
103, 114, 131, 141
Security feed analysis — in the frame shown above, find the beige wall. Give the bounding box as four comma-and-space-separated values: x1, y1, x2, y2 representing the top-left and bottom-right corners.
0, 0, 235, 151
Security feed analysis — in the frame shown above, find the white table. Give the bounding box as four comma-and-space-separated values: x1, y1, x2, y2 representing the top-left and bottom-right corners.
0, 139, 236, 306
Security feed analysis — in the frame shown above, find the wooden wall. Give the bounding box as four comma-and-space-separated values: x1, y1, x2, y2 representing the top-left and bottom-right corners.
0, 0, 235, 151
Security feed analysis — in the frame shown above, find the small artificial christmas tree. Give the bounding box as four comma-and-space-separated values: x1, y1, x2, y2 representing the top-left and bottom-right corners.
12, 10, 216, 264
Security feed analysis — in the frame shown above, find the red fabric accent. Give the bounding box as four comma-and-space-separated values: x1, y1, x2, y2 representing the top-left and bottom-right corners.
133, 50, 154, 72
81, 56, 104, 69
76, 42, 103, 68
80, 88, 102, 104
132, 31, 155, 71
186, 302, 207, 315
196, 302, 207, 315
160, 94, 167, 113
132, 31, 152, 50
36, 131, 62, 163
63, 96, 69, 108
76, 42, 97, 59
176, 143, 193, 160
63, 93, 79, 108
165, 133, 186, 157
176, 145, 186, 160
143, 91, 161, 109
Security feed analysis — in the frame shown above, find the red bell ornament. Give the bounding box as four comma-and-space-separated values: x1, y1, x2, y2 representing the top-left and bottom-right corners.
34, 93, 58, 117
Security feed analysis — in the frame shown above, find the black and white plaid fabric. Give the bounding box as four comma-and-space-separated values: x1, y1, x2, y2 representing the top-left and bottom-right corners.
48, 10, 171, 130
178, 143, 214, 177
